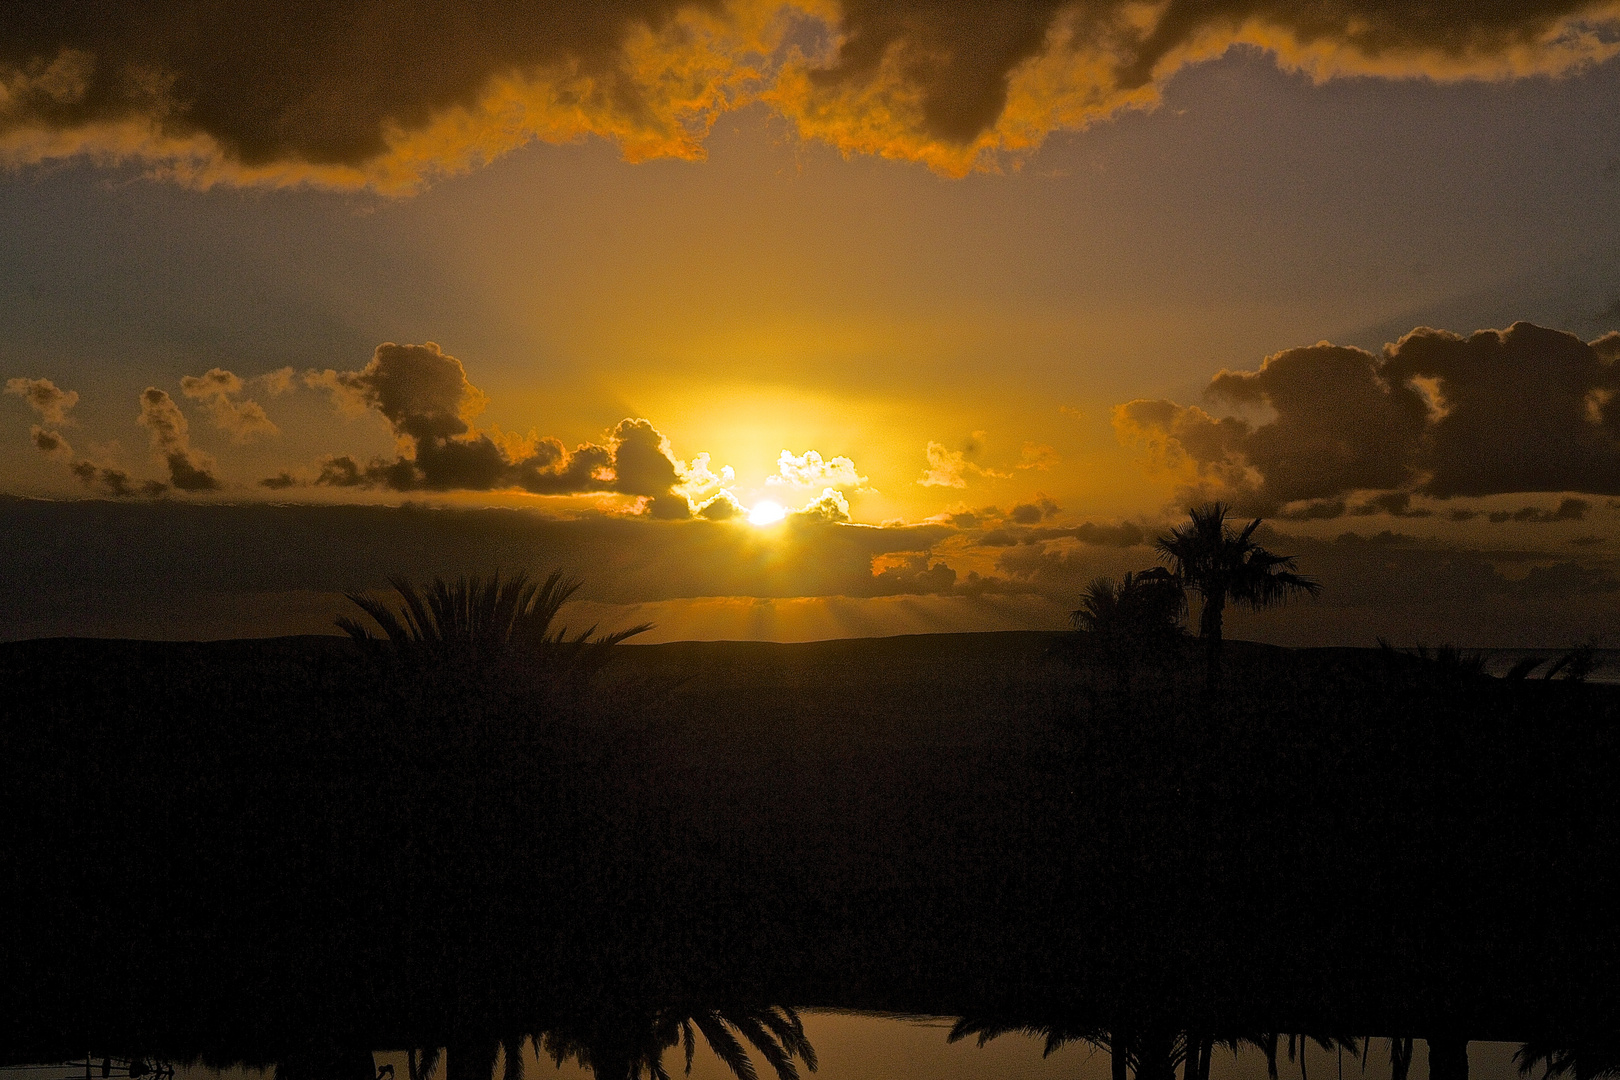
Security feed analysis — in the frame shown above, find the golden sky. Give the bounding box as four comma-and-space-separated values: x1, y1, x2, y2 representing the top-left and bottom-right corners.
4, 1, 1620, 644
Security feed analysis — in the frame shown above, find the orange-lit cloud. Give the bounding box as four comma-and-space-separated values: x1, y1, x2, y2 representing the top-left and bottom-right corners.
2, 378, 156, 496
916, 435, 1018, 487
137, 386, 220, 491
179, 368, 280, 442
767, 448, 869, 490
796, 486, 851, 522
3, 1, 1617, 191
6, 377, 81, 467
917, 440, 970, 488
6, 376, 80, 425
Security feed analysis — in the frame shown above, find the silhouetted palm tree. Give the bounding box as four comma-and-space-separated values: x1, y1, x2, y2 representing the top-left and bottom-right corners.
338, 570, 651, 709
540, 1005, 817, 1080
408, 1047, 441, 1080
1071, 568, 1186, 642
1388, 1037, 1415, 1080
949, 1017, 1135, 1080
949, 1020, 1354, 1080
1071, 567, 1186, 697
1155, 504, 1319, 690
1543, 640, 1599, 683
1516, 1038, 1620, 1080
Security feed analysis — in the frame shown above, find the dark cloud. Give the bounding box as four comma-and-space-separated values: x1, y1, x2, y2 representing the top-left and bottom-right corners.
259, 472, 298, 490
29, 425, 72, 459
1486, 497, 1590, 524
868, 554, 958, 596
314, 455, 369, 488
1009, 496, 1060, 524
814, 3, 1066, 144
308, 343, 693, 515
136, 386, 220, 491
1118, 322, 1620, 512
697, 491, 744, 520
793, 488, 852, 524
68, 461, 136, 498
162, 451, 220, 492
1025, 520, 1147, 547
608, 418, 678, 496
9, 374, 211, 494
1279, 499, 1349, 521
0, 2, 1613, 188
992, 540, 1128, 595
307, 342, 485, 441
0, 2, 711, 184
1382, 324, 1620, 498
1351, 491, 1431, 518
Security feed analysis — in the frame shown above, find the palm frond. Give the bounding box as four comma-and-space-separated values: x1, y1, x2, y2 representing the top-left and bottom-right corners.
751, 1007, 816, 1072
503, 1036, 527, 1080
390, 575, 438, 646
948, 1017, 1109, 1059
409, 1048, 442, 1080
1505, 655, 1545, 680
726, 1012, 799, 1080
691, 1013, 760, 1080
341, 590, 415, 647
337, 568, 650, 701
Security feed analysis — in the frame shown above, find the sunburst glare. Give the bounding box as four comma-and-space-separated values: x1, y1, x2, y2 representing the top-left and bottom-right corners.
747, 500, 786, 526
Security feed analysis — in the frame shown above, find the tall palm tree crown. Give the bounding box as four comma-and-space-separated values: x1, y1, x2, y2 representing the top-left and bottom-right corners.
1154, 503, 1320, 646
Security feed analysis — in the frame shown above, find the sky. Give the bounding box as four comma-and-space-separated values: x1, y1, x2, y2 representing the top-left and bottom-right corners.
4, 1, 1620, 645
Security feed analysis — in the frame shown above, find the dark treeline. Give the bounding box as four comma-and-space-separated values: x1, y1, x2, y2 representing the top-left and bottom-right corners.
4, 619, 1620, 1069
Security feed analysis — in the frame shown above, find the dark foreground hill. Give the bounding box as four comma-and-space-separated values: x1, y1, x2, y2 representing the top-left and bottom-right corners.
2, 631, 1618, 1058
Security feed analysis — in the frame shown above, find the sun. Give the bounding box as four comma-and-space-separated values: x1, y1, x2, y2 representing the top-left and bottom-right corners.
747, 500, 786, 526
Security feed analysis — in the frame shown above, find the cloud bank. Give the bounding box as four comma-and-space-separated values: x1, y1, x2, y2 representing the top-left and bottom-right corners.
3, 497, 1615, 647
1116, 322, 1620, 516
2, 1, 1617, 190
303, 341, 705, 516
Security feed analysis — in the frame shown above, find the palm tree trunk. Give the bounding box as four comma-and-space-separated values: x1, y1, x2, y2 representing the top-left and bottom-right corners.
446, 1040, 499, 1080
1183, 1036, 1211, 1080
1138, 1031, 1177, 1080
1427, 1039, 1467, 1080
1199, 591, 1225, 694
1112, 1031, 1130, 1080
1389, 1038, 1413, 1080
